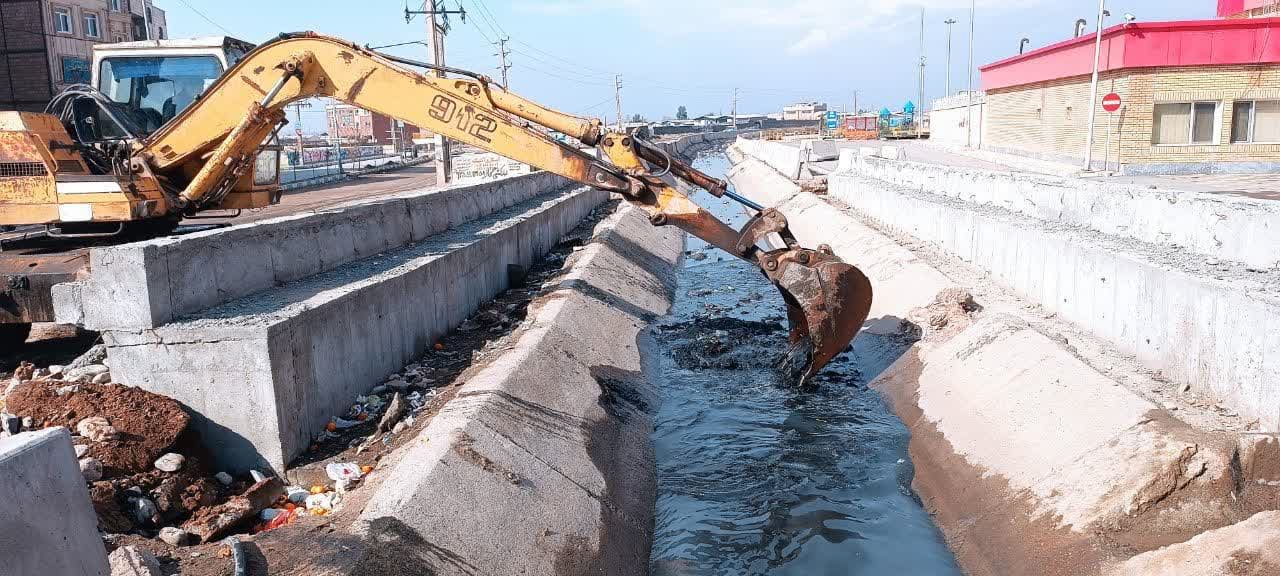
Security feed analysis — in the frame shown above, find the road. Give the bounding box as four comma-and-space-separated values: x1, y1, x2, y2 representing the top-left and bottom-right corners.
280, 155, 411, 185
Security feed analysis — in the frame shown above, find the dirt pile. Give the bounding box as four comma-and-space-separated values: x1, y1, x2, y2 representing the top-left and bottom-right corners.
6, 380, 192, 476
2, 379, 241, 537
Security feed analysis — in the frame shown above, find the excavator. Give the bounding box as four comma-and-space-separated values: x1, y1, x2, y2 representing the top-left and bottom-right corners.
0, 32, 872, 382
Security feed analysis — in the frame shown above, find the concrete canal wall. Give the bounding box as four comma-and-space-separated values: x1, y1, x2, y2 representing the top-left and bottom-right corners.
727, 140, 1280, 576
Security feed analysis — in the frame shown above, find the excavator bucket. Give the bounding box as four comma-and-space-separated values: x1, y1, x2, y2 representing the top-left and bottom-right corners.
774, 252, 874, 384
736, 209, 874, 384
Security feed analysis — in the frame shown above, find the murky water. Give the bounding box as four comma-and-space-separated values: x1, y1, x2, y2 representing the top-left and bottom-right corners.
649, 153, 960, 575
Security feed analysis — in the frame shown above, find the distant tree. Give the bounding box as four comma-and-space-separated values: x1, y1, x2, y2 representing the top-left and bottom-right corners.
631, 113, 644, 122
676, 105, 688, 120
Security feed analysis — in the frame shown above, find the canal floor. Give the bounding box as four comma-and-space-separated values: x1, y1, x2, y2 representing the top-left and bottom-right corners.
649, 152, 960, 575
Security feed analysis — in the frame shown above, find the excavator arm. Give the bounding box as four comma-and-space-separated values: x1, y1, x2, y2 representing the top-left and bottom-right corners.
138, 32, 873, 381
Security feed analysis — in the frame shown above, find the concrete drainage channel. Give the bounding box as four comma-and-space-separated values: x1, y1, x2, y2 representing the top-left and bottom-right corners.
13, 127, 1276, 576
727, 137, 1280, 575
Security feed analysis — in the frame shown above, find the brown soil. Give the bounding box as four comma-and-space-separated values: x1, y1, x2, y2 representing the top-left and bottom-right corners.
5, 379, 194, 477
5, 379, 237, 536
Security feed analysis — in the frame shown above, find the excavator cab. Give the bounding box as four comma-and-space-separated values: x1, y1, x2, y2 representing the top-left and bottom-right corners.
0, 36, 281, 233
91, 36, 256, 131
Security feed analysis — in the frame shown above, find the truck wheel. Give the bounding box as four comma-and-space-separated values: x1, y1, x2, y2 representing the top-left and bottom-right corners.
0, 323, 32, 349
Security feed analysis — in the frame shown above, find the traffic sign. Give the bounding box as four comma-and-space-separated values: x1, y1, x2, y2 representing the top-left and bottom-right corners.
1102, 92, 1122, 113
824, 110, 839, 129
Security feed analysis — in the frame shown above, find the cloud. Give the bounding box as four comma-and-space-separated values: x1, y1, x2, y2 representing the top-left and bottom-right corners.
787, 28, 832, 55
512, 0, 1036, 52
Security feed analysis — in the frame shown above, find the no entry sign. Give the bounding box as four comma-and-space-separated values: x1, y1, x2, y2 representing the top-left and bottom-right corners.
1102, 92, 1122, 113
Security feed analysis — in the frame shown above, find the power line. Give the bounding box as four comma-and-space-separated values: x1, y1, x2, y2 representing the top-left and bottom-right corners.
467, 0, 506, 42
173, 0, 236, 36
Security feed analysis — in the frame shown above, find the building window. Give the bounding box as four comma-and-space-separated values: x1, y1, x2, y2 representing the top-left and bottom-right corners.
1231, 100, 1280, 144
84, 13, 101, 38
110, 0, 122, 11
1152, 101, 1220, 145
156, 26, 164, 39
53, 6, 73, 34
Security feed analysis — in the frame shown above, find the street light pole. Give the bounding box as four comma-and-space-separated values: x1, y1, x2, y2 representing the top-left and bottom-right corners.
944, 18, 957, 96
965, 0, 975, 147
918, 7, 926, 139
1082, 0, 1107, 170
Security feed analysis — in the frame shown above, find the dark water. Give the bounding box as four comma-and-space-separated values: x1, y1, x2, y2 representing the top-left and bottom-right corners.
649, 154, 960, 576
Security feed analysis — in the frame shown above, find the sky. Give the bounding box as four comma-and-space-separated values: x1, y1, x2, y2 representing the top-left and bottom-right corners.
163, 0, 1217, 133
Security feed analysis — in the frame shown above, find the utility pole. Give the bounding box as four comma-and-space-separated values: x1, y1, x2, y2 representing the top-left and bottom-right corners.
1082, 0, 1107, 171
966, 0, 975, 147
141, 0, 152, 40
285, 101, 311, 168
406, 1, 466, 186
614, 75, 623, 131
853, 90, 859, 115
494, 36, 511, 88
944, 18, 957, 96
918, 7, 926, 138
731, 88, 739, 131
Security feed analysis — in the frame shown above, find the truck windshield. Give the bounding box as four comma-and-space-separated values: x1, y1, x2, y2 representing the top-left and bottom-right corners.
97, 56, 223, 130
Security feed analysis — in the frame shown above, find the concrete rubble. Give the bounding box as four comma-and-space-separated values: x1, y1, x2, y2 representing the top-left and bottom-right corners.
728, 137, 1280, 576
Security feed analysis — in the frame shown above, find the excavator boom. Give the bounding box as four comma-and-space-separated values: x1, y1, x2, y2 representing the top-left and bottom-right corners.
0, 32, 873, 381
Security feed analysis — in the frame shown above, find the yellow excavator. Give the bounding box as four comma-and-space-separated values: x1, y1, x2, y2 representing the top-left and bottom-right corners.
0, 32, 871, 381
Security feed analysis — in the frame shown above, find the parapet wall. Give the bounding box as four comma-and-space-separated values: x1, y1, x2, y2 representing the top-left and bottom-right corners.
55, 171, 572, 331
843, 151, 1280, 269
827, 152, 1280, 432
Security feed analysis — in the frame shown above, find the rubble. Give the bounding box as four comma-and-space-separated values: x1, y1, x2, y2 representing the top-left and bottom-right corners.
66, 363, 109, 382
0, 412, 19, 436
77, 416, 119, 442
158, 526, 190, 547
182, 477, 284, 543
80, 457, 104, 482
154, 453, 185, 473
107, 546, 162, 576
377, 392, 407, 433
67, 344, 107, 371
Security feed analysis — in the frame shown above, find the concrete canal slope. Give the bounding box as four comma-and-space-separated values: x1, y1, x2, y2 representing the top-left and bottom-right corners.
354, 204, 681, 575
727, 140, 1280, 576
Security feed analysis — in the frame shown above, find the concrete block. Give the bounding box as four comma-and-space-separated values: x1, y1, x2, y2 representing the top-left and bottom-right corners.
0, 428, 110, 576
104, 187, 607, 474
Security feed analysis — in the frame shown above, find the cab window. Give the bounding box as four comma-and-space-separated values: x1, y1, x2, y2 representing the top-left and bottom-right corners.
97, 56, 223, 132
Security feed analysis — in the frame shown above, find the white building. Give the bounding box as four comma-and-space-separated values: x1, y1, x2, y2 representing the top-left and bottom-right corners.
782, 102, 829, 121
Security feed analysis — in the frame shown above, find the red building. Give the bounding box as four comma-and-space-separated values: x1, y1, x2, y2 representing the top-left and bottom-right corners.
972, 2, 1280, 174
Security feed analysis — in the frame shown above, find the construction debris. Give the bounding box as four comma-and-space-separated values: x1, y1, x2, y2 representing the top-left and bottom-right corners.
181, 477, 285, 543
107, 546, 162, 576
